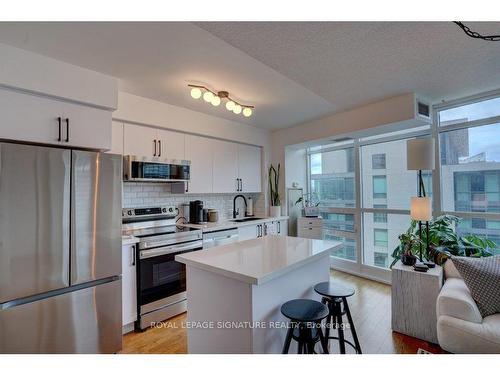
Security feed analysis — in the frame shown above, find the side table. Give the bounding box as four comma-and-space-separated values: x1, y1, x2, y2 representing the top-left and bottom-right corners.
391, 260, 443, 344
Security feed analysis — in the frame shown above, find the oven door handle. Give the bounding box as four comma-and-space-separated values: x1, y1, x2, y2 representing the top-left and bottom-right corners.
140, 240, 203, 259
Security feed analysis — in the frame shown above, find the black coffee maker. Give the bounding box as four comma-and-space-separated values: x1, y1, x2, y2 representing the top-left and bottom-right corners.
189, 200, 204, 224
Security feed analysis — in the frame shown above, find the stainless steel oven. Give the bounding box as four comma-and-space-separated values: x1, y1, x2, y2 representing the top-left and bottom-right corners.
123, 155, 190, 182
122, 206, 202, 330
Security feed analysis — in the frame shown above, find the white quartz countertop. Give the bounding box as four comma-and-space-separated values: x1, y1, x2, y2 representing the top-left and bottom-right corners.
178, 216, 289, 233
175, 235, 341, 285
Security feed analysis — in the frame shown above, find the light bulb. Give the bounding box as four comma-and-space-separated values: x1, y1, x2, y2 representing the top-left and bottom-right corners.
226, 100, 235, 111
190, 87, 202, 99
211, 96, 221, 106
242, 107, 252, 117
233, 104, 242, 114
203, 91, 214, 102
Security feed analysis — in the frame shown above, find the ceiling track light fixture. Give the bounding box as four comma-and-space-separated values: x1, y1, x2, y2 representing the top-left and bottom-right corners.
188, 84, 254, 117
453, 21, 500, 41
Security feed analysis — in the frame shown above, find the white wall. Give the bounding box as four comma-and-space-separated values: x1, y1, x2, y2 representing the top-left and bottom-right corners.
114, 91, 272, 213
271, 93, 419, 213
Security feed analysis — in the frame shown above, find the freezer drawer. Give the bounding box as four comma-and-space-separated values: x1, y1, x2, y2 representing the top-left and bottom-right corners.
0, 142, 71, 302
71, 151, 122, 285
0, 278, 122, 353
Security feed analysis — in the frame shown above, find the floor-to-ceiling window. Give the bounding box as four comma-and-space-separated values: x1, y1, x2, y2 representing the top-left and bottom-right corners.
308, 144, 358, 261
435, 93, 500, 254
306, 90, 500, 281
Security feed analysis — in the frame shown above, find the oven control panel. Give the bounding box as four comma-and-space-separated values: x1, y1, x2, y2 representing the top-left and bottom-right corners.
122, 205, 177, 218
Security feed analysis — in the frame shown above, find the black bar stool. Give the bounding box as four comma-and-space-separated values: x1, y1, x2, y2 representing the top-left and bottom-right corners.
281, 299, 330, 354
314, 282, 362, 354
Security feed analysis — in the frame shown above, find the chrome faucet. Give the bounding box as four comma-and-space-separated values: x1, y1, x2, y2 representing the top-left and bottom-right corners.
233, 195, 248, 219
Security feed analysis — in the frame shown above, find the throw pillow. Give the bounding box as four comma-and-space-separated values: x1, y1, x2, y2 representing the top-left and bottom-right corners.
451, 256, 500, 318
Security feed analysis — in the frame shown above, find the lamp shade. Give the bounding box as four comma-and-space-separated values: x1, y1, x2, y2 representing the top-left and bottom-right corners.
410, 197, 432, 221
407, 138, 435, 170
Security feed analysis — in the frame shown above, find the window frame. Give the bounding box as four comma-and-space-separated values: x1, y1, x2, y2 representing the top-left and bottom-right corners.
304, 88, 500, 283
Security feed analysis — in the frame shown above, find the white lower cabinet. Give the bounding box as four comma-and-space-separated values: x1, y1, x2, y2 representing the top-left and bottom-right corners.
238, 219, 288, 241
277, 220, 288, 236
122, 244, 137, 332
264, 220, 288, 236
238, 224, 260, 241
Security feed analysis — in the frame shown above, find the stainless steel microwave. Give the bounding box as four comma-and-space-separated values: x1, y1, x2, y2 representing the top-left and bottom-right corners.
123, 155, 190, 182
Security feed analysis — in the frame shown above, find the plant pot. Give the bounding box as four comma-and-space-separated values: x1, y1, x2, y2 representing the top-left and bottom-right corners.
269, 205, 281, 218
304, 206, 319, 217
401, 253, 417, 266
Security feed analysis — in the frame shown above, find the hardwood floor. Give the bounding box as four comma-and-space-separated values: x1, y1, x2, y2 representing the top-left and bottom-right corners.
121, 270, 445, 354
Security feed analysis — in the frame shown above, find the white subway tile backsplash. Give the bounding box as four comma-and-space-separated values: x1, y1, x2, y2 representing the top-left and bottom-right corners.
123, 182, 264, 220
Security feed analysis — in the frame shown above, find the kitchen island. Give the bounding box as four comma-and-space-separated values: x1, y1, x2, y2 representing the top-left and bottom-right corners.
175, 235, 341, 354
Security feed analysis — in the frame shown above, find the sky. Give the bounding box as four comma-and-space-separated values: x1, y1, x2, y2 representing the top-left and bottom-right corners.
440, 97, 500, 162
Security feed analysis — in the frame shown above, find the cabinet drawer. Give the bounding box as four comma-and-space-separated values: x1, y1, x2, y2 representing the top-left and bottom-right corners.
298, 218, 323, 228
298, 227, 323, 239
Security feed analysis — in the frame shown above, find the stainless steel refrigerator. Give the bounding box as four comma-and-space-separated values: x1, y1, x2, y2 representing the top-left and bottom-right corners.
0, 142, 122, 353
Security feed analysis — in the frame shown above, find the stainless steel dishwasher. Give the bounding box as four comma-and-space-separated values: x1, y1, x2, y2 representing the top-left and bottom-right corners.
203, 228, 239, 249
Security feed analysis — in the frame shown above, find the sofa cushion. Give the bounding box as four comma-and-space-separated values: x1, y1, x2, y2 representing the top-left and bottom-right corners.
437, 314, 500, 354
437, 278, 483, 323
452, 256, 500, 318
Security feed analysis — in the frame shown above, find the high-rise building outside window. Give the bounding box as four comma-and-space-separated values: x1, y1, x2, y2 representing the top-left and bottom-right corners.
373, 176, 387, 199
372, 154, 386, 169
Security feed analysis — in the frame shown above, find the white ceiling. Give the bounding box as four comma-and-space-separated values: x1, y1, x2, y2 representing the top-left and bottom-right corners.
0, 22, 333, 130
197, 22, 500, 110
0, 22, 499, 130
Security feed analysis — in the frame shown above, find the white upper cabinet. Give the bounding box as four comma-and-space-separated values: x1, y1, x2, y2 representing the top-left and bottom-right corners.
0, 88, 111, 150
123, 124, 186, 161
123, 123, 158, 158
120, 123, 261, 194
157, 129, 185, 160
185, 134, 213, 194
212, 139, 239, 193
238, 144, 262, 193
108, 121, 124, 155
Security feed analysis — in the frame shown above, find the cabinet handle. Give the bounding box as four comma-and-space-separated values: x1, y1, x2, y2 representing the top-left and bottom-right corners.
239, 178, 243, 192
132, 245, 136, 266
158, 140, 162, 157
65, 118, 69, 142
236, 178, 239, 192
57, 117, 62, 141
185, 181, 189, 193
153, 140, 157, 156
278, 221, 281, 234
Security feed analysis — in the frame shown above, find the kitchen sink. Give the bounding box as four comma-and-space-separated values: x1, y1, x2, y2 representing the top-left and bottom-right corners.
230, 217, 264, 223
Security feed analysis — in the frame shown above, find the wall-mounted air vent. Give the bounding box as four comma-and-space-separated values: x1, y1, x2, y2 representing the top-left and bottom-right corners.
417, 101, 430, 119
332, 137, 353, 142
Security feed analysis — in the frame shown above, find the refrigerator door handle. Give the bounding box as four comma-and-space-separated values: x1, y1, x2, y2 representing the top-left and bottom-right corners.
65, 118, 70, 142
57, 117, 62, 142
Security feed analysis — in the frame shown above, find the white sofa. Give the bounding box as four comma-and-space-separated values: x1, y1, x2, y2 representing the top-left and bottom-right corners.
436, 260, 500, 353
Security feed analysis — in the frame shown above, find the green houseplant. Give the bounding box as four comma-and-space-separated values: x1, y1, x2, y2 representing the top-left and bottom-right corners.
390, 214, 496, 267
269, 163, 281, 217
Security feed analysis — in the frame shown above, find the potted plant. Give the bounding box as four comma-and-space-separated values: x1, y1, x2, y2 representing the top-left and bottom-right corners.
269, 163, 281, 217
295, 193, 320, 217
398, 232, 421, 266
390, 214, 496, 267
